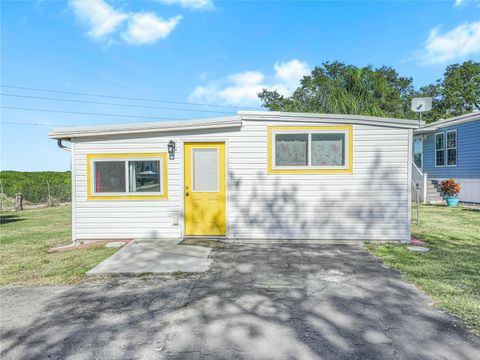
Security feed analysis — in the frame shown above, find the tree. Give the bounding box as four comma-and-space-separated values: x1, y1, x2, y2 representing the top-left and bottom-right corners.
258, 61, 415, 118
438, 61, 480, 116
413, 61, 480, 123
258, 60, 480, 124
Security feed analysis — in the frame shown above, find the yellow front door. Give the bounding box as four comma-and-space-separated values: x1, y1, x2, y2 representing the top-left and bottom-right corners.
184, 142, 226, 236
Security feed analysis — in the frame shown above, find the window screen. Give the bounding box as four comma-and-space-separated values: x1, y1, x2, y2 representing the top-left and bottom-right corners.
94, 161, 126, 193
413, 137, 423, 169
435, 133, 445, 166
129, 161, 161, 192
447, 131, 457, 166
275, 133, 308, 166
192, 148, 218, 191
311, 133, 345, 166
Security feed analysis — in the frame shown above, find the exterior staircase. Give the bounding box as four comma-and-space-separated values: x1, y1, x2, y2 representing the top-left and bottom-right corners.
411, 161, 444, 204
425, 180, 444, 203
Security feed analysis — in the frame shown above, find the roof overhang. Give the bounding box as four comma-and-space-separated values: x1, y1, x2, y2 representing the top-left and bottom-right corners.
414, 127, 436, 135
239, 111, 418, 129
48, 116, 242, 140
49, 111, 419, 141
414, 111, 480, 135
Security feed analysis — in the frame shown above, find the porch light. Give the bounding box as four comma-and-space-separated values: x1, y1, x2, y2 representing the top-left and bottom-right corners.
168, 140, 176, 160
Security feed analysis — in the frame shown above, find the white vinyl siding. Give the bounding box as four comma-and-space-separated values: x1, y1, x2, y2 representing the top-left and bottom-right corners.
72, 120, 410, 242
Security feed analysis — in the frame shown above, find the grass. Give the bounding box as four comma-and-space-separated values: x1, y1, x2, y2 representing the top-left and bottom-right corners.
0, 205, 118, 287
366, 204, 480, 335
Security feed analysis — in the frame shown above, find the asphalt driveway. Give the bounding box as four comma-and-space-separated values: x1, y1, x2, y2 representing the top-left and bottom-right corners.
1, 243, 479, 359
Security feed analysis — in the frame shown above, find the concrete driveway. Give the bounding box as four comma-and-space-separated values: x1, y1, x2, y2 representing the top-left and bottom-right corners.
1, 243, 479, 359
87, 239, 212, 274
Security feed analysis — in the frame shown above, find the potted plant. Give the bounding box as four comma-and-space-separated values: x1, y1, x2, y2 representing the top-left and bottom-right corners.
440, 178, 461, 207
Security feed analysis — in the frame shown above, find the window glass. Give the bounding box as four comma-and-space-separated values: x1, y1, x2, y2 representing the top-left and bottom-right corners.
94, 161, 126, 193
435, 133, 445, 166
193, 148, 218, 191
447, 149, 457, 166
275, 133, 308, 166
436, 150, 445, 166
413, 137, 423, 168
311, 133, 345, 166
446, 131, 457, 166
129, 161, 161, 192
447, 131, 456, 148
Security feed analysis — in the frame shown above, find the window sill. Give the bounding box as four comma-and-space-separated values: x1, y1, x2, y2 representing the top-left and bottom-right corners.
87, 194, 168, 200
268, 168, 353, 174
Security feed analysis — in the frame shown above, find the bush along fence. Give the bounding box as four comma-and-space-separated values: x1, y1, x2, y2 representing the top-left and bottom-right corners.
0, 171, 71, 208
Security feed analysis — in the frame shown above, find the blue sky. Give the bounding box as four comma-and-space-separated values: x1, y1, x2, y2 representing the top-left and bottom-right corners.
1, 0, 479, 171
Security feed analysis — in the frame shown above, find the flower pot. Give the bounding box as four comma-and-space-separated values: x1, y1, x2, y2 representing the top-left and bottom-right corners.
445, 196, 459, 207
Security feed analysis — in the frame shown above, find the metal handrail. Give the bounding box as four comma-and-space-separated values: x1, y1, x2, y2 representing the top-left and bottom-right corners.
411, 160, 428, 203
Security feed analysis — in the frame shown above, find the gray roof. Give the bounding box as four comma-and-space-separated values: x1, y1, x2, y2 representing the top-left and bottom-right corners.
415, 111, 480, 134
49, 111, 418, 140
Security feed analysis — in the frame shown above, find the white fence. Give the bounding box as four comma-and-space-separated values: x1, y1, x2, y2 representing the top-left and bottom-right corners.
430, 178, 480, 204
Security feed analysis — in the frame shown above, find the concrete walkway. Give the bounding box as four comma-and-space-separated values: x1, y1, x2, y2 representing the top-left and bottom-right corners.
87, 238, 212, 274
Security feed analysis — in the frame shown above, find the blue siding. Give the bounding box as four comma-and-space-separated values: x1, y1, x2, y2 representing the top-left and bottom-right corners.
422, 120, 480, 179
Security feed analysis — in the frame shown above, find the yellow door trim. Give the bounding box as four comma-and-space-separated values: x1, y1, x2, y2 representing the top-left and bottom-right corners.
184, 142, 226, 236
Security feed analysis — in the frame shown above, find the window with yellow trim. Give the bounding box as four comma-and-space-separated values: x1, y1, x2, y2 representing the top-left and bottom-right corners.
268, 126, 353, 174
87, 153, 168, 200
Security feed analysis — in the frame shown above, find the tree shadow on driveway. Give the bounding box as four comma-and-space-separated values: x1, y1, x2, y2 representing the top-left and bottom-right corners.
1, 243, 479, 360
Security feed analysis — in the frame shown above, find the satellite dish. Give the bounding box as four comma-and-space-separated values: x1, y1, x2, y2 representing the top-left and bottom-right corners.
411, 97, 432, 112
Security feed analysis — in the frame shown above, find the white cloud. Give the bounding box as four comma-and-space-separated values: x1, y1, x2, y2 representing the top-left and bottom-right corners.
155, 0, 214, 10
454, 0, 480, 7
70, 0, 127, 39
273, 59, 310, 90
417, 21, 480, 64
122, 13, 182, 45
69, 0, 181, 45
189, 59, 310, 106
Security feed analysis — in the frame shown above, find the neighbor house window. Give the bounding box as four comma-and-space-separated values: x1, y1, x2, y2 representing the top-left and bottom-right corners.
87, 153, 168, 200
413, 136, 423, 169
446, 130, 457, 166
435, 132, 445, 167
268, 126, 352, 174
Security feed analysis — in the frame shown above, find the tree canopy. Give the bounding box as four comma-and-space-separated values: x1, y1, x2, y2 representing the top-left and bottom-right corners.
258, 60, 480, 124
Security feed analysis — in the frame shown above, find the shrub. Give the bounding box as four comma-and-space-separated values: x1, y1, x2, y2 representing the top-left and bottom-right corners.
440, 178, 461, 197
0, 171, 71, 204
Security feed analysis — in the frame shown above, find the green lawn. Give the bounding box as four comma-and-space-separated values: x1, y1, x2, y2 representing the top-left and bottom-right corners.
0, 206, 117, 286
366, 204, 480, 335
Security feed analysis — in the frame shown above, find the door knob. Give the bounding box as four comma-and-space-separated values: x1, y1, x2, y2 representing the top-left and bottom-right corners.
185, 192, 189, 196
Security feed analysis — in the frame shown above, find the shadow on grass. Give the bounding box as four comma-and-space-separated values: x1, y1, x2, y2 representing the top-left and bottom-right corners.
0, 214, 26, 225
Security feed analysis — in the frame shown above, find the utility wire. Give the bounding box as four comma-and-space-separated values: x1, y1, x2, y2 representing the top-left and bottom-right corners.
1, 85, 260, 111
0, 93, 234, 115
2, 121, 66, 127
1, 106, 189, 121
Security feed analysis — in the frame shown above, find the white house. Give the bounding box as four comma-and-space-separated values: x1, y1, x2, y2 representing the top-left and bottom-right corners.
49, 111, 418, 243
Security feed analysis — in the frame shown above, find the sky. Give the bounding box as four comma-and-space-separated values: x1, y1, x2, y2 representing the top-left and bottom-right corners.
1, 0, 479, 171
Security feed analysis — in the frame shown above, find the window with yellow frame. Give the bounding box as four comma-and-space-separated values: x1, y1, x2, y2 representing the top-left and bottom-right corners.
86, 153, 168, 200
267, 126, 353, 174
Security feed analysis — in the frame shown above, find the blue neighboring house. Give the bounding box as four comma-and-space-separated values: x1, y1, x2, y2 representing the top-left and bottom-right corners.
413, 112, 480, 204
